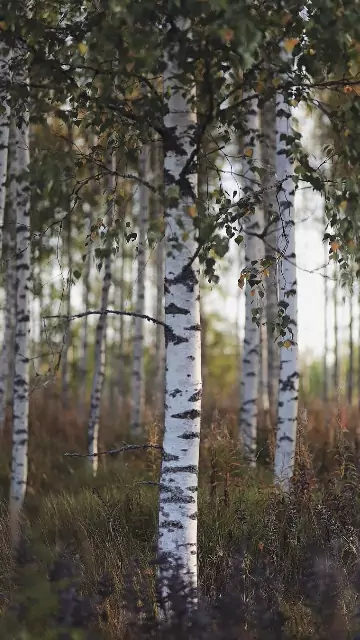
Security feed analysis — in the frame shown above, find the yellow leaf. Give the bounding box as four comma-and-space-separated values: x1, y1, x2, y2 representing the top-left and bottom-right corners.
331, 241, 340, 252
238, 274, 246, 289
244, 147, 253, 158
256, 81, 265, 94
250, 289, 256, 297
77, 42, 88, 55
263, 268, 270, 277
283, 340, 292, 349
182, 232, 189, 242
188, 205, 197, 218
0, 20, 7, 31
284, 38, 299, 54
272, 78, 281, 88
290, 99, 298, 107
308, 48, 315, 55
339, 200, 347, 211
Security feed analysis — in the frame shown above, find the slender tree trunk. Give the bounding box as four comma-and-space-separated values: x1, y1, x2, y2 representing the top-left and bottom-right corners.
157, 17, 201, 602
0, 125, 16, 435
259, 319, 271, 426
61, 203, 72, 408
273, 48, 299, 492
333, 266, 339, 396
87, 150, 115, 476
260, 95, 279, 420
239, 95, 262, 468
79, 208, 93, 418
9, 62, 31, 547
323, 228, 328, 403
154, 142, 165, 424
117, 230, 126, 408
0, 38, 11, 256
130, 130, 150, 434
348, 283, 354, 406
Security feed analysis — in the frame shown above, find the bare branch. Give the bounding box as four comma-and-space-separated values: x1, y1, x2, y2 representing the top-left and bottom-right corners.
65, 442, 163, 458
43, 309, 169, 329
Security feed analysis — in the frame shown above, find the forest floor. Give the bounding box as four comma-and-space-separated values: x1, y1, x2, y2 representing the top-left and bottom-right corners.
0, 388, 360, 639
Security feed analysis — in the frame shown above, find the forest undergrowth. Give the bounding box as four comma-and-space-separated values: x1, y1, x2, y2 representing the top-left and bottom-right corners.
1, 388, 360, 639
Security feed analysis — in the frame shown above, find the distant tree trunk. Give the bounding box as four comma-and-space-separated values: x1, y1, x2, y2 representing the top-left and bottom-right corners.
154, 142, 165, 424
87, 150, 115, 476
239, 95, 262, 468
117, 228, 126, 408
130, 134, 150, 435
157, 16, 201, 601
0, 125, 16, 435
9, 67, 31, 547
323, 228, 328, 403
260, 95, 279, 420
79, 208, 93, 419
333, 266, 339, 396
348, 282, 354, 406
0, 37, 11, 256
273, 46, 299, 492
259, 319, 271, 427
61, 201, 72, 409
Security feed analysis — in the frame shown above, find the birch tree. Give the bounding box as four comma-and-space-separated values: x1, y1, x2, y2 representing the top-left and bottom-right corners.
130, 136, 150, 435
0, 123, 16, 435
79, 207, 93, 419
260, 96, 279, 418
154, 142, 165, 424
0, 27, 11, 256
347, 280, 354, 406
87, 150, 115, 476
61, 205, 72, 409
9, 44, 31, 547
239, 95, 262, 468
273, 43, 299, 492
157, 16, 201, 602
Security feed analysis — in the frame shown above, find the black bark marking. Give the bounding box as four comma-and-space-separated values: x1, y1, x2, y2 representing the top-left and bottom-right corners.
178, 431, 199, 440
165, 303, 190, 315
171, 409, 200, 420
188, 389, 201, 402
170, 388, 182, 398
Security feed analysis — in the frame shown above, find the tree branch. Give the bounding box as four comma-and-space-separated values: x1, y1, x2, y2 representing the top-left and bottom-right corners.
65, 443, 163, 458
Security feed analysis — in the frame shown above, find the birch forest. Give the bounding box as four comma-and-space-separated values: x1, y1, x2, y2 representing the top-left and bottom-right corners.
3, 0, 360, 638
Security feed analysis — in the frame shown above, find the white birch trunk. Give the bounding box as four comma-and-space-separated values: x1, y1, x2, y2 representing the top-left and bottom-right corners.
154, 142, 165, 424
130, 136, 150, 434
157, 17, 201, 602
61, 212, 72, 408
323, 215, 328, 403
87, 151, 115, 476
9, 73, 31, 546
0, 122, 16, 435
0, 37, 11, 255
79, 208, 93, 419
260, 97, 280, 417
273, 48, 299, 491
239, 95, 262, 468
